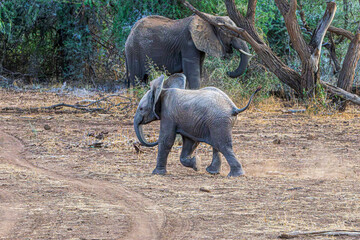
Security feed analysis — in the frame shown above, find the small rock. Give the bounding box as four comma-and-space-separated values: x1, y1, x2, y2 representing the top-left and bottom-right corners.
95, 131, 109, 140
307, 134, 317, 140
89, 141, 103, 148
88, 132, 95, 137
133, 142, 143, 154
266, 171, 283, 175
273, 139, 281, 144
44, 124, 51, 130
199, 187, 211, 193
95, 133, 104, 140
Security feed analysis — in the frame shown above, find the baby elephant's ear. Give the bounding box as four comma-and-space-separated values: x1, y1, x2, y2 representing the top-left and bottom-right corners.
163, 73, 186, 89
150, 75, 165, 119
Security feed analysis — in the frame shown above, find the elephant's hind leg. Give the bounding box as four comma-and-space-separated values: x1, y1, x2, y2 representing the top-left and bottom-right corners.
219, 144, 245, 177
180, 136, 199, 171
206, 148, 221, 174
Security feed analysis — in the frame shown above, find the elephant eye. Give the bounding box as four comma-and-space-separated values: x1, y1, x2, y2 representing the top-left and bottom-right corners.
139, 107, 143, 111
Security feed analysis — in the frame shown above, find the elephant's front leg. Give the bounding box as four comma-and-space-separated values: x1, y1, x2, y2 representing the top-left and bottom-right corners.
180, 136, 199, 171
206, 148, 222, 174
152, 122, 176, 175
182, 42, 203, 89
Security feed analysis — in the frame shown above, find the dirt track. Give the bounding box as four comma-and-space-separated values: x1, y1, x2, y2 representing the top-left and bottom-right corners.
0, 90, 360, 239
0, 131, 166, 239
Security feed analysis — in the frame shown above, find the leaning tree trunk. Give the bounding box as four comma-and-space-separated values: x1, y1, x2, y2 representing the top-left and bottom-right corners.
337, 29, 360, 91
336, 23, 360, 110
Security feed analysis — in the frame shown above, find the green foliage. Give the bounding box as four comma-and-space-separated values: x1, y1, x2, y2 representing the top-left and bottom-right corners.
202, 55, 280, 102
0, 0, 122, 84
256, 1, 288, 56
145, 57, 170, 80
0, 0, 358, 91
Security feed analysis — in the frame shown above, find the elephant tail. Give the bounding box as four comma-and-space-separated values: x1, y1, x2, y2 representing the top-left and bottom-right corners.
232, 86, 262, 116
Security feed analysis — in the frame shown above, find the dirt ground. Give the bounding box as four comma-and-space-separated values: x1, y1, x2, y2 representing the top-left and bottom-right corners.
0, 89, 359, 240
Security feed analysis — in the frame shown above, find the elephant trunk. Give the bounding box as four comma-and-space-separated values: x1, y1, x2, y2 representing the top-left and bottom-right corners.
134, 115, 159, 147
227, 39, 251, 78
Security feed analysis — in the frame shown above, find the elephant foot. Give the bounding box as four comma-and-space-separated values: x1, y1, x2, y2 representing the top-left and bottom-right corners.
152, 167, 167, 175
227, 167, 245, 177
206, 165, 220, 175
180, 156, 199, 171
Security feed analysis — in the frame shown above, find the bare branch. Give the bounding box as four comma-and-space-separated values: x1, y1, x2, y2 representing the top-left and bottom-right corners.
323, 33, 341, 73
275, 0, 310, 62
181, 1, 225, 27
225, 0, 264, 44
298, 0, 312, 33
181, 1, 261, 49
217, 23, 261, 50
328, 25, 355, 40
309, 1, 337, 51
223, 0, 246, 26
245, 0, 257, 24
0, 94, 133, 113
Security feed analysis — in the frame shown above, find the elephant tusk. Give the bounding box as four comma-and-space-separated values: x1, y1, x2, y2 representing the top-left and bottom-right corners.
239, 49, 254, 57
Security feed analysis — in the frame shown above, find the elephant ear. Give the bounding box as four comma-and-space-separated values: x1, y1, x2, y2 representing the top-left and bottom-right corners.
163, 73, 186, 89
150, 75, 165, 119
189, 15, 224, 58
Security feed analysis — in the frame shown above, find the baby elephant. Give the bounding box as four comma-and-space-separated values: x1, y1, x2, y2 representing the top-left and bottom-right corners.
134, 73, 260, 177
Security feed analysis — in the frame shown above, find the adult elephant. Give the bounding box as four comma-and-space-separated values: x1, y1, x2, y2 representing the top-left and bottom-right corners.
125, 13, 251, 89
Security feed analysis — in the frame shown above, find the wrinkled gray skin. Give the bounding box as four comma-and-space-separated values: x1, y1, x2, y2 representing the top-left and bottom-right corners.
125, 14, 250, 89
134, 73, 260, 177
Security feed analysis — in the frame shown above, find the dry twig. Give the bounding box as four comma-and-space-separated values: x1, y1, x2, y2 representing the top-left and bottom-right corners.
1, 94, 134, 113
279, 230, 360, 239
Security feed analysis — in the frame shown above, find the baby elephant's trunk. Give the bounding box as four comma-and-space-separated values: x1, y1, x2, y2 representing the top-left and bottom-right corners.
232, 86, 262, 116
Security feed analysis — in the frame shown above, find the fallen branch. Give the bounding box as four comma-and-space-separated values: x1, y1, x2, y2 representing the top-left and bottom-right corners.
279, 230, 360, 239
1, 94, 134, 113
281, 109, 306, 113
320, 80, 360, 105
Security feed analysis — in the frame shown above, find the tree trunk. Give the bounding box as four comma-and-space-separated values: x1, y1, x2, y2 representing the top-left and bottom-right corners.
336, 25, 360, 110
337, 30, 360, 91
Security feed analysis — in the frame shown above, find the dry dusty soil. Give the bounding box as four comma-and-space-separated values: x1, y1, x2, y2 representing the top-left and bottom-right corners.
0, 89, 359, 240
